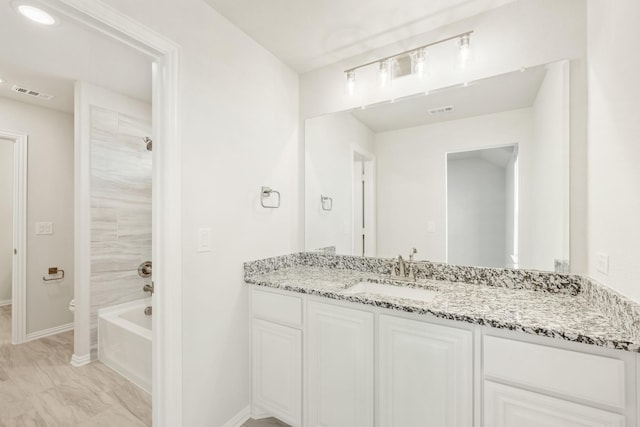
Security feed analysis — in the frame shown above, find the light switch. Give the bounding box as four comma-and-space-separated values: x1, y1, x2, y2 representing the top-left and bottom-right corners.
596, 252, 609, 276
427, 221, 436, 233
36, 222, 53, 235
197, 228, 211, 253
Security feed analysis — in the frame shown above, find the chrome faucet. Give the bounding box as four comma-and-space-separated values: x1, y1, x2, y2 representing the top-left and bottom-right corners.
409, 247, 417, 262
391, 255, 415, 282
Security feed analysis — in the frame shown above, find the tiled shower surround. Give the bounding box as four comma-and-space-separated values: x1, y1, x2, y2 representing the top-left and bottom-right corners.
89, 106, 151, 354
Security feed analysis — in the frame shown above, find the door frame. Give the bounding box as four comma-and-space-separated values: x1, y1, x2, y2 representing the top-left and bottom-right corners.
351, 145, 376, 257
0, 130, 27, 345
42, 1, 183, 426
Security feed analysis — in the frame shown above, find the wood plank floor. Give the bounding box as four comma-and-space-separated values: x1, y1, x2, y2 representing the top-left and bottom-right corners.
241, 417, 290, 427
0, 305, 151, 426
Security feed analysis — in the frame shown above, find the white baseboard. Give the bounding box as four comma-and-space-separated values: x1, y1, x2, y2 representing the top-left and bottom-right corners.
0, 299, 11, 307
25, 322, 73, 342
222, 405, 251, 427
71, 353, 91, 367
250, 408, 272, 420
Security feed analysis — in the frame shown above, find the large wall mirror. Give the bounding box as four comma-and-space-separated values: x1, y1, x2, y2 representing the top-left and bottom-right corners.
305, 60, 570, 272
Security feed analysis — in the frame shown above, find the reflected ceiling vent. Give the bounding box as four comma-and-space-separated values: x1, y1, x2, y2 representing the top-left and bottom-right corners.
11, 85, 54, 100
428, 105, 454, 115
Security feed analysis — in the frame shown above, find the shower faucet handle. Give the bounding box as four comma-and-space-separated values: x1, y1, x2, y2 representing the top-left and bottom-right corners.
138, 261, 152, 278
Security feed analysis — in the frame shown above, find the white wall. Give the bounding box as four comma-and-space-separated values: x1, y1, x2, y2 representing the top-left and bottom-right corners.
587, 0, 640, 301
97, 0, 300, 425
305, 113, 374, 254
374, 108, 531, 263
0, 97, 74, 334
527, 61, 570, 271
447, 156, 506, 267
0, 138, 12, 304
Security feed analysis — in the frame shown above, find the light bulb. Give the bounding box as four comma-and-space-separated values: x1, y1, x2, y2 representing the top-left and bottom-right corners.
456, 34, 473, 70
411, 48, 428, 79
345, 70, 356, 96
16, 4, 57, 25
378, 59, 393, 89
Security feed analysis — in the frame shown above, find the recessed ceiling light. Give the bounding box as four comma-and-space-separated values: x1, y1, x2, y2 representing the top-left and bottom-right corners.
12, 2, 58, 26
0, 77, 5, 84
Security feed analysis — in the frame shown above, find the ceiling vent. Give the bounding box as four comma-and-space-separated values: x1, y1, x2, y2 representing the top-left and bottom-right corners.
428, 105, 454, 115
11, 85, 54, 100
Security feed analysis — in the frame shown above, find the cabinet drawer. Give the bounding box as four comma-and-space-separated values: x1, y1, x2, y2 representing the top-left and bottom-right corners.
483, 336, 626, 409
484, 381, 625, 427
252, 289, 303, 328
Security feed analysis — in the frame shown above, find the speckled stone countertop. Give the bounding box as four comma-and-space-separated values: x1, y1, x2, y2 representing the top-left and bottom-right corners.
244, 254, 640, 352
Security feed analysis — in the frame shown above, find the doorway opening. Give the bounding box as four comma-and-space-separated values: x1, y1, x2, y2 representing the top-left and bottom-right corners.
446, 144, 518, 268
352, 147, 376, 257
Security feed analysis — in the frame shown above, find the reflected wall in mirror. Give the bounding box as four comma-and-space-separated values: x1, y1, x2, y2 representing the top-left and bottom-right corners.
305, 60, 570, 272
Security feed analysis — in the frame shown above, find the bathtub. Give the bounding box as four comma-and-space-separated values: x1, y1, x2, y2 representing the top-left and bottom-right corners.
98, 298, 152, 393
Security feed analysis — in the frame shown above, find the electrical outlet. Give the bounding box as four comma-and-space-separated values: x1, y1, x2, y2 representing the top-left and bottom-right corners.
197, 228, 211, 253
596, 252, 609, 276
36, 222, 53, 235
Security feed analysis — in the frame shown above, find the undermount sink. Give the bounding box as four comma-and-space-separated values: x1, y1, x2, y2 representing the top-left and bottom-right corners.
344, 281, 437, 302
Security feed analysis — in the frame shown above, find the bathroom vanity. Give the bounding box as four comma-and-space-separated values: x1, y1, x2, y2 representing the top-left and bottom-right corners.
245, 253, 640, 427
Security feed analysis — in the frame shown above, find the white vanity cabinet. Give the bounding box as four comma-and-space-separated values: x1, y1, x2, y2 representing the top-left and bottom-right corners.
306, 301, 374, 427
249, 285, 638, 427
378, 315, 473, 427
483, 334, 634, 427
251, 289, 303, 426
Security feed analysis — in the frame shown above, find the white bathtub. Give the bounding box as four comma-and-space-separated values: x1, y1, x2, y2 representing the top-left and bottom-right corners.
98, 298, 152, 393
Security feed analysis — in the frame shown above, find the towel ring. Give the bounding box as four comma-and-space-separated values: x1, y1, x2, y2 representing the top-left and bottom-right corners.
320, 195, 333, 211
261, 186, 281, 208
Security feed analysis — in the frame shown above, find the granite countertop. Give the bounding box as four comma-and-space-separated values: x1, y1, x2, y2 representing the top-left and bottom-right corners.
245, 265, 640, 352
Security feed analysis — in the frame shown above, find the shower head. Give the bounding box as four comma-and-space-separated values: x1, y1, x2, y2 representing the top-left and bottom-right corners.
143, 136, 152, 151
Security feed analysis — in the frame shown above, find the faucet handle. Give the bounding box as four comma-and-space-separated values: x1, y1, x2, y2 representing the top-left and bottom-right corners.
408, 265, 415, 280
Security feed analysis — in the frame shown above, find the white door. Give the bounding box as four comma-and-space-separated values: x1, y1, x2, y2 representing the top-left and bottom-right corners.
484, 381, 625, 427
252, 319, 302, 426
307, 301, 374, 427
378, 315, 473, 427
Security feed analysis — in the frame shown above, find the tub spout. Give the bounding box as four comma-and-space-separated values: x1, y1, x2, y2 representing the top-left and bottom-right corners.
143, 282, 154, 296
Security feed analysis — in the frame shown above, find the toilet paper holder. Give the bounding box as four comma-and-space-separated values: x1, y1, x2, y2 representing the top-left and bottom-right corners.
43, 267, 65, 282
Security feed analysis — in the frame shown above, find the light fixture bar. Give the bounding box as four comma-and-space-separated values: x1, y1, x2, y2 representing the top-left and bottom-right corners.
344, 30, 474, 74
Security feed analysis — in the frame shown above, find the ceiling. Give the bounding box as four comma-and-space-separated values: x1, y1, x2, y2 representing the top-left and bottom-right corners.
350, 65, 547, 133
0, 1, 152, 113
204, 0, 515, 73
449, 145, 515, 168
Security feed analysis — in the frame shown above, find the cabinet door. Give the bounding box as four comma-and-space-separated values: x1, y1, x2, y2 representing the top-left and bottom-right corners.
252, 319, 302, 426
378, 315, 473, 427
484, 381, 625, 427
307, 301, 374, 427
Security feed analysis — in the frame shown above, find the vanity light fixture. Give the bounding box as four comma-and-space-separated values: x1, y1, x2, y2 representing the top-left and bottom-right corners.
344, 30, 473, 96
12, 1, 59, 26
456, 33, 473, 70
378, 59, 393, 89
411, 48, 428, 79
345, 69, 356, 95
